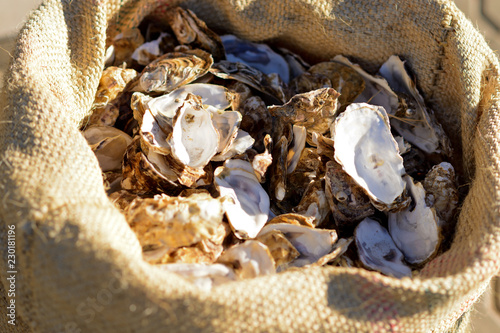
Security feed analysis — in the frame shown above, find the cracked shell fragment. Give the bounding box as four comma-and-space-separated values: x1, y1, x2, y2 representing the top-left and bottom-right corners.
332, 103, 408, 212
256, 229, 300, 272
388, 176, 440, 265
126, 193, 226, 251
217, 241, 275, 279
355, 218, 411, 278
83, 126, 133, 172
135, 49, 213, 93
258, 223, 338, 268
215, 159, 270, 239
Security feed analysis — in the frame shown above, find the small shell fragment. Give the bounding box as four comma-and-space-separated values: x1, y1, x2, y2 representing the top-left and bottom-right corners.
83, 126, 133, 172
217, 241, 275, 279
355, 218, 411, 278
158, 263, 237, 291
256, 229, 300, 271
332, 103, 408, 211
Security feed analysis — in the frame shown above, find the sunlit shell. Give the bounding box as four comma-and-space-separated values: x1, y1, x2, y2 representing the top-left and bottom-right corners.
140, 109, 171, 155
221, 35, 290, 83
286, 125, 307, 174
83, 126, 133, 172
217, 241, 275, 279
256, 229, 300, 272
290, 71, 331, 96
307, 62, 365, 111
332, 103, 409, 211
135, 49, 213, 93
110, 28, 145, 66
258, 223, 338, 267
311, 132, 335, 160
211, 129, 255, 162
293, 179, 330, 227
132, 32, 170, 65
102, 170, 123, 194
209, 61, 289, 104
355, 218, 411, 278
158, 263, 237, 291
269, 88, 340, 136
270, 124, 291, 201
215, 159, 270, 239
108, 189, 137, 212
388, 176, 440, 264
284, 148, 323, 207
239, 95, 273, 153
423, 162, 458, 225
325, 160, 375, 231
163, 153, 213, 188
89, 67, 137, 127
131, 92, 152, 125
166, 7, 225, 62
378, 56, 451, 156
126, 192, 226, 251
210, 109, 242, 155
121, 137, 181, 194
169, 93, 219, 169
227, 81, 253, 111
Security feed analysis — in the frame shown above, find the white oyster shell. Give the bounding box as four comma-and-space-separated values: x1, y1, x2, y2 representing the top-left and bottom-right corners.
211, 130, 255, 162
258, 223, 338, 268
332, 103, 406, 211
423, 162, 458, 225
389, 175, 440, 264
215, 159, 270, 239
169, 94, 218, 168
132, 32, 168, 65
355, 218, 411, 278
217, 241, 275, 279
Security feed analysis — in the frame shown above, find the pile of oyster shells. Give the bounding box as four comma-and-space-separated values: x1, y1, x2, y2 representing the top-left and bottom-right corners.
82, 7, 459, 290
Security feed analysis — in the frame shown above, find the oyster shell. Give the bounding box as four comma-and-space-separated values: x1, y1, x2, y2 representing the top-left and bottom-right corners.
211, 130, 255, 162
239, 95, 273, 153
169, 93, 219, 168
209, 61, 288, 104
310, 237, 353, 267
217, 241, 275, 279
378, 56, 451, 156
423, 162, 458, 225
158, 263, 237, 291
110, 28, 145, 66
166, 7, 225, 62
131, 32, 169, 66
267, 213, 316, 228
332, 103, 409, 211
251, 134, 273, 183
126, 192, 226, 251
269, 88, 340, 136
355, 218, 411, 278
88, 67, 138, 127
255, 229, 300, 272
121, 137, 181, 195
258, 223, 338, 268
215, 159, 270, 239
388, 176, 440, 264
221, 35, 290, 83
325, 160, 375, 231
293, 180, 330, 227
83, 126, 133, 172
135, 49, 213, 93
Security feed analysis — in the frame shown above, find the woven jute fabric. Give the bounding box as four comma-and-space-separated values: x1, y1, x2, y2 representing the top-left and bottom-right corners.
0, 0, 499, 332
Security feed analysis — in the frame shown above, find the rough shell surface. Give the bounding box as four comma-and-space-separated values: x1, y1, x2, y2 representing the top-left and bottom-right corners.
423, 162, 458, 225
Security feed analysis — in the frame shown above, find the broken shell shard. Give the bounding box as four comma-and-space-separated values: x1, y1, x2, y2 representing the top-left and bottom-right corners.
423, 162, 458, 225
83, 126, 133, 172
258, 223, 338, 268
355, 218, 411, 278
215, 159, 270, 239
293, 180, 330, 227
388, 176, 440, 264
126, 192, 226, 251
132, 32, 169, 65
256, 229, 300, 271
209, 109, 242, 155
211, 129, 255, 162
135, 49, 213, 93
217, 241, 275, 279
286, 125, 307, 174
221, 35, 290, 83
332, 103, 408, 211
239, 95, 273, 153
169, 93, 219, 169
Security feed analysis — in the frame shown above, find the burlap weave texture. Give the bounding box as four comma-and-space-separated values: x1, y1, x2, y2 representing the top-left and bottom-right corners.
1, 0, 499, 332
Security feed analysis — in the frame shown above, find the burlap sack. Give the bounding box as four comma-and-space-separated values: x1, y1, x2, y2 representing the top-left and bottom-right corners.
1, 0, 499, 331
